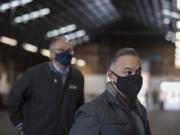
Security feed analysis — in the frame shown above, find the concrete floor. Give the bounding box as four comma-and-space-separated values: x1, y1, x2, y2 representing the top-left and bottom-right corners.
0, 109, 19, 135
0, 109, 180, 135
148, 110, 180, 135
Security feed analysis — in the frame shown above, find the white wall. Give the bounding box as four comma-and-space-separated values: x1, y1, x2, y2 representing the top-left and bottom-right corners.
150, 76, 180, 91
0, 73, 10, 94
84, 74, 106, 95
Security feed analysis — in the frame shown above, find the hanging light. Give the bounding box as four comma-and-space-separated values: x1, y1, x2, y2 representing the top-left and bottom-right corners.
40, 49, 50, 57
0, 36, 17, 46
22, 43, 38, 53
0, 0, 33, 13
46, 24, 77, 38
71, 57, 77, 64
14, 8, 51, 23
77, 59, 86, 67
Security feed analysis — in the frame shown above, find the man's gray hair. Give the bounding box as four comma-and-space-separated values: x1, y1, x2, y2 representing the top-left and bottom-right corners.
49, 36, 68, 50
107, 48, 140, 71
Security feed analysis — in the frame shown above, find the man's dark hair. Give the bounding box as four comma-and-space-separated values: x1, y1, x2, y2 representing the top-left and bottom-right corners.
107, 48, 140, 71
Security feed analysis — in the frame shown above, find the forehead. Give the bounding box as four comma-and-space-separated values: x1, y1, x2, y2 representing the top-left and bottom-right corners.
114, 55, 140, 70
53, 39, 71, 49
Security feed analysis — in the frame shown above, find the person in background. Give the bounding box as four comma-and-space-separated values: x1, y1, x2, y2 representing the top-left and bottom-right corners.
69, 48, 151, 135
7, 37, 84, 135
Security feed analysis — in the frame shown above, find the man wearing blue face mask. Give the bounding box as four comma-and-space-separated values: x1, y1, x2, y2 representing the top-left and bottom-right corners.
69, 48, 151, 135
7, 37, 84, 135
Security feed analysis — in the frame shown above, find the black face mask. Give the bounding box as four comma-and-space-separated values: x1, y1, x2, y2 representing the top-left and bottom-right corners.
111, 71, 143, 100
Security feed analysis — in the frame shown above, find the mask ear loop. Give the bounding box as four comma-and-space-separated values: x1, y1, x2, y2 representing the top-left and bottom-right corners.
110, 71, 119, 85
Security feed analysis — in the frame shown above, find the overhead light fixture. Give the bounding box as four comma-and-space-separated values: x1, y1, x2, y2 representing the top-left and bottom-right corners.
0, 36, 17, 46
71, 57, 77, 64
165, 31, 176, 43
64, 30, 86, 40
64, 33, 76, 40
65, 24, 77, 33
58, 27, 66, 34
64, 31, 89, 46
22, 14, 31, 22
14, 17, 22, 23
14, 8, 51, 23
46, 24, 77, 38
0, 0, 33, 13
22, 43, 38, 53
0, 3, 10, 12
40, 49, 50, 57
21, 0, 33, 5
75, 30, 86, 38
46, 31, 53, 39
11, 1, 20, 8
77, 59, 86, 67
46, 27, 90, 46
38, 8, 50, 16
162, 9, 180, 19
163, 18, 170, 24
30, 11, 39, 19
51, 30, 59, 37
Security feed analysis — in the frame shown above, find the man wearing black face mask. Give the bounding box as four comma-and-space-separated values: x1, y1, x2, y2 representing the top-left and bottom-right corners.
7, 37, 84, 135
69, 48, 151, 135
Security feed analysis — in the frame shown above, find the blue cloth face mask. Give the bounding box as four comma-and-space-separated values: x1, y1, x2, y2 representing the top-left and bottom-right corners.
55, 51, 72, 66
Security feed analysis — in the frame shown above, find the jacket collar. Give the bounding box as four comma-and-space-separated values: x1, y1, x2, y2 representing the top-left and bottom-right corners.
106, 82, 128, 106
106, 82, 147, 131
49, 61, 70, 75
49, 61, 58, 73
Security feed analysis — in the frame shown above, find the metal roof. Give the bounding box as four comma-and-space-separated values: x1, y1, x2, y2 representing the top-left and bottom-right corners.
0, 0, 178, 49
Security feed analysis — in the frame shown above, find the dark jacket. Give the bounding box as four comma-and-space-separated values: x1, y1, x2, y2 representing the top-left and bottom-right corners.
7, 62, 84, 135
69, 82, 151, 135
